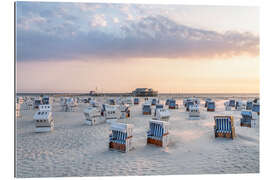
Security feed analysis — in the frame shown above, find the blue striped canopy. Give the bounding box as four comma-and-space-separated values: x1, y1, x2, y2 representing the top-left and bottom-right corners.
215, 117, 232, 133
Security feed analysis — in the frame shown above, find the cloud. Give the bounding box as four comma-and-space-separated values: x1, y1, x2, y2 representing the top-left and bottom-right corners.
77, 3, 102, 12
126, 14, 134, 21
90, 14, 107, 27
113, 17, 119, 23
16, 14, 259, 62
17, 12, 47, 30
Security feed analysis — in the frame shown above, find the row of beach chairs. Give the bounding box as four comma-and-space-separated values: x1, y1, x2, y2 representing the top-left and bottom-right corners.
109, 120, 169, 152
111, 115, 239, 153
224, 99, 260, 113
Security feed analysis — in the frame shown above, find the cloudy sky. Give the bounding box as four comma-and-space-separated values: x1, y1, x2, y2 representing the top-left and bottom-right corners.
16, 2, 259, 93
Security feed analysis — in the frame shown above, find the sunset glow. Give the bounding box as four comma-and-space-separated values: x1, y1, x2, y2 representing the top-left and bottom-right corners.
15, 2, 260, 93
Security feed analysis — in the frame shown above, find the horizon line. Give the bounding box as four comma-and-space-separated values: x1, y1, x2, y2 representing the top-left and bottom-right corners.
16, 92, 260, 95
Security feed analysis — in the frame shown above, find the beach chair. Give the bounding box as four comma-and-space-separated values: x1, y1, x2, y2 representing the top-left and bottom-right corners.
224, 101, 231, 111
186, 101, 194, 112
154, 104, 164, 116
108, 98, 115, 105
23, 99, 33, 110
204, 98, 212, 108
193, 98, 200, 105
183, 98, 191, 107
147, 120, 169, 147
16, 103, 21, 119
235, 101, 245, 111
42, 96, 51, 105
155, 109, 170, 122
83, 98, 89, 103
214, 116, 235, 139
189, 105, 200, 119
33, 109, 54, 133
142, 103, 152, 115
253, 98, 259, 104
33, 99, 42, 109
134, 98, 139, 105
252, 103, 260, 115
240, 110, 255, 128
102, 104, 121, 123
66, 98, 78, 112
207, 101, 215, 112
84, 107, 105, 126
125, 97, 133, 105
151, 98, 159, 106
16, 96, 24, 104
246, 100, 253, 110
89, 99, 99, 107
166, 99, 171, 106
109, 122, 133, 152
229, 99, 236, 107
183, 98, 188, 107
119, 104, 130, 119
60, 97, 70, 112
168, 99, 176, 109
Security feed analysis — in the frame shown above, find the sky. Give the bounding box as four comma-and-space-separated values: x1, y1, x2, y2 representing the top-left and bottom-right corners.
15, 2, 260, 93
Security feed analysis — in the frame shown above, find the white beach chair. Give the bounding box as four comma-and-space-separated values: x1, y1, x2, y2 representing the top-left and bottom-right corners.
109, 122, 134, 152
83, 107, 105, 126
147, 120, 169, 147
33, 110, 54, 133
189, 105, 200, 119
155, 108, 170, 122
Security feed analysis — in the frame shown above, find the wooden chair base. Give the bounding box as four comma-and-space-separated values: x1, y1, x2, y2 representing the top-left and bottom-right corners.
109, 142, 126, 152
240, 123, 251, 128
215, 131, 235, 139
147, 138, 163, 147
143, 112, 151, 115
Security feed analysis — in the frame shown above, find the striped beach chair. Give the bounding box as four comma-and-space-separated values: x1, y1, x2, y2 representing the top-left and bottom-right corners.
240, 110, 253, 128
151, 98, 158, 106
142, 103, 152, 115
204, 98, 212, 108
252, 103, 260, 115
155, 108, 170, 121
246, 100, 253, 110
109, 122, 133, 152
224, 101, 231, 111
134, 98, 139, 105
186, 101, 194, 112
154, 104, 164, 116
168, 99, 176, 109
229, 99, 236, 107
147, 120, 169, 147
207, 101, 215, 112
214, 116, 235, 139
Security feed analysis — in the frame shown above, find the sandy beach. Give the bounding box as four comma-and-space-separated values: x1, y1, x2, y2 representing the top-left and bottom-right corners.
15, 97, 259, 177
